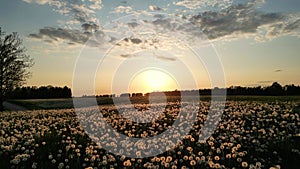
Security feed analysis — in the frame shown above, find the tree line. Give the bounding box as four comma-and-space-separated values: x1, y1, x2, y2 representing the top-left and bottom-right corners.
7, 82, 300, 100
8, 86, 72, 99
226, 82, 300, 96
142, 82, 300, 97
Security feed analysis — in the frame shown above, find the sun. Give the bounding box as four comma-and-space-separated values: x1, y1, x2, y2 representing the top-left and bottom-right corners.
129, 69, 178, 93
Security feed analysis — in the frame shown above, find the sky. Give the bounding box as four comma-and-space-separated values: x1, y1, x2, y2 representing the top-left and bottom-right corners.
1, 0, 300, 96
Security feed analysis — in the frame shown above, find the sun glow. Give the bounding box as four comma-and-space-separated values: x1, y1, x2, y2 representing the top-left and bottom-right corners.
129, 69, 178, 93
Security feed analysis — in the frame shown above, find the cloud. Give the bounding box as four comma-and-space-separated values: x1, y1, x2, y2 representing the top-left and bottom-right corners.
26, 0, 300, 49
28, 27, 109, 47
156, 55, 176, 61
29, 27, 89, 44
22, 0, 102, 24
81, 23, 99, 32
187, 2, 300, 41
274, 69, 283, 72
127, 22, 139, 28
175, 0, 233, 10
112, 5, 133, 14
257, 80, 273, 84
120, 54, 132, 58
128, 38, 142, 44
23, 0, 105, 46
22, 0, 54, 5
149, 5, 162, 11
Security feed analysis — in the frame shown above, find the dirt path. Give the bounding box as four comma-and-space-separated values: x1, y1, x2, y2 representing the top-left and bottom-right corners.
3, 101, 27, 111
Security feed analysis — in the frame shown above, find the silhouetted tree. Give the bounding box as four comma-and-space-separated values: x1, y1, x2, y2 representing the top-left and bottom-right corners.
0, 28, 33, 110
266, 82, 284, 95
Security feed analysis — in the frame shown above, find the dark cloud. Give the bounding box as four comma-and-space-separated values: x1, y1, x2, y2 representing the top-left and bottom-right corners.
274, 69, 283, 72
120, 54, 131, 58
29, 27, 89, 44
130, 38, 142, 44
154, 14, 166, 19
148, 2, 300, 41
189, 2, 290, 40
152, 18, 173, 30
156, 55, 176, 61
127, 22, 139, 28
123, 38, 143, 44
81, 23, 99, 32
28, 27, 107, 46
257, 80, 273, 84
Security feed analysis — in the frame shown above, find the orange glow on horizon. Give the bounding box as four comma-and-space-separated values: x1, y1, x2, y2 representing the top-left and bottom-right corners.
129, 69, 179, 94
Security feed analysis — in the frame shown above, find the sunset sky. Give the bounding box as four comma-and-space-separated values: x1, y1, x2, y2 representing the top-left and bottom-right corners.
1, 0, 300, 96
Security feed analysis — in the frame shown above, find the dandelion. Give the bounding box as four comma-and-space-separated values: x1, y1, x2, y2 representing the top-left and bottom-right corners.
256, 162, 262, 168
32, 162, 37, 169
241, 162, 248, 168
215, 163, 221, 169
58, 162, 64, 169
48, 155, 53, 160
190, 160, 196, 166
123, 160, 132, 167
166, 156, 172, 163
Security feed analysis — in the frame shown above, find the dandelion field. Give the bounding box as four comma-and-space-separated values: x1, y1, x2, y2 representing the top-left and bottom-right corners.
1, 98, 299, 169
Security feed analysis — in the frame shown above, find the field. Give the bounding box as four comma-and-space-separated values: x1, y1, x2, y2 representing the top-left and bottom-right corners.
8, 95, 300, 110
1, 96, 300, 169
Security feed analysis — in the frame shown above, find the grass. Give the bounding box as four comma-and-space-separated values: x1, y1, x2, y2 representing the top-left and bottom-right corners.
8, 98, 74, 110
8, 95, 300, 110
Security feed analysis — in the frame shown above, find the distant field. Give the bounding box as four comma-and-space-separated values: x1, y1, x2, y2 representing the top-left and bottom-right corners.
8, 95, 300, 110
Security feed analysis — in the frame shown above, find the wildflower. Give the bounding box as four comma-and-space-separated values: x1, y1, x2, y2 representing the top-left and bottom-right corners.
190, 160, 196, 166
48, 155, 53, 160
58, 162, 64, 169
123, 160, 132, 167
215, 163, 221, 168
241, 162, 248, 168
32, 162, 37, 169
